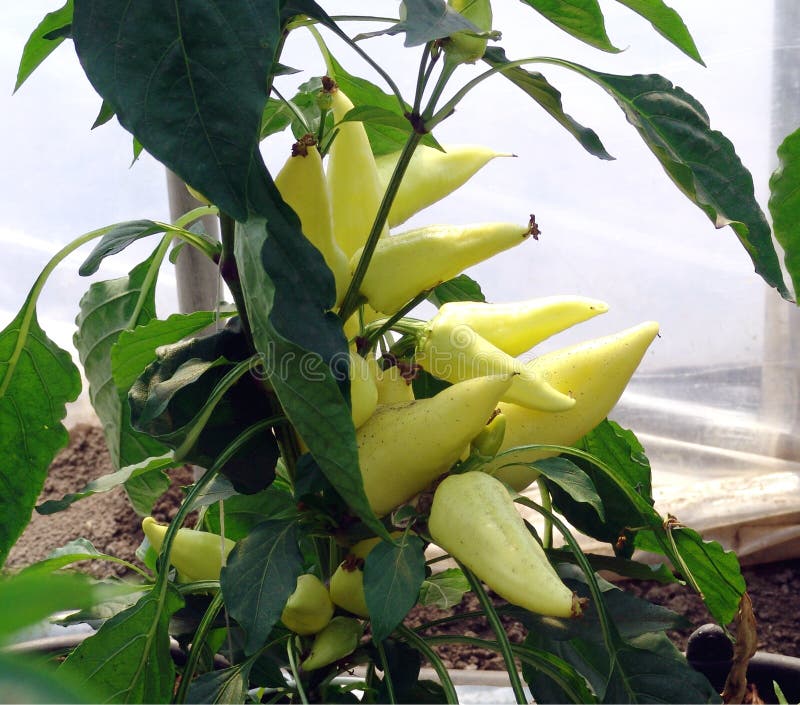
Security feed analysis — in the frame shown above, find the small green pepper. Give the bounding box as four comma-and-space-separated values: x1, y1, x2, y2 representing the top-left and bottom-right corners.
301, 616, 363, 671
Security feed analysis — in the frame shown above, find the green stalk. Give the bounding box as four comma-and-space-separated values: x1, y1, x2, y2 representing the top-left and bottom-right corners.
459, 562, 527, 704
287, 637, 309, 705
127, 234, 173, 329
376, 640, 397, 704
338, 129, 423, 322
173, 590, 225, 704
536, 478, 554, 549
394, 624, 458, 704
272, 85, 311, 134
413, 43, 435, 115
0, 224, 113, 397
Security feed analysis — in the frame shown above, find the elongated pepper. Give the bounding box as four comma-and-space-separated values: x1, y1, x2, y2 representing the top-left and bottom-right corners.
354, 219, 535, 315
484, 321, 660, 490
357, 374, 512, 516
375, 145, 512, 228
433, 296, 609, 357
429, 471, 581, 617
274, 135, 349, 304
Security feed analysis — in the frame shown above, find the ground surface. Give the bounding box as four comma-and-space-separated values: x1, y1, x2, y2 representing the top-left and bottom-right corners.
7, 425, 800, 669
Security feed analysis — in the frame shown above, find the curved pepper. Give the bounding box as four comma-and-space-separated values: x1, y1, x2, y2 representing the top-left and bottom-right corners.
274, 135, 349, 304
354, 220, 535, 315
325, 81, 387, 259
301, 616, 363, 671
357, 374, 512, 516
280, 574, 334, 635
142, 517, 235, 582
429, 471, 581, 617
349, 349, 379, 428
416, 312, 575, 412
375, 144, 511, 227
484, 321, 660, 490
434, 296, 609, 357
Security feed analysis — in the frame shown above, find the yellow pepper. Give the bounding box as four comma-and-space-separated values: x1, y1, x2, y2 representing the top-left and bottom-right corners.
429, 471, 581, 617
374, 144, 511, 227
374, 360, 415, 405
354, 220, 535, 315
280, 574, 334, 635
328, 535, 395, 617
274, 134, 349, 304
484, 321, 660, 490
348, 349, 379, 429
142, 517, 235, 582
357, 374, 512, 516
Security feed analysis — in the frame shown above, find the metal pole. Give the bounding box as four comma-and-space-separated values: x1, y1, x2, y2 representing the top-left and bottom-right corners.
165, 169, 221, 314
762, 0, 800, 457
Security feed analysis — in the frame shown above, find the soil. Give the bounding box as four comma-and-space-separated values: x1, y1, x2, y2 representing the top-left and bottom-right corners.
7, 425, 800, 670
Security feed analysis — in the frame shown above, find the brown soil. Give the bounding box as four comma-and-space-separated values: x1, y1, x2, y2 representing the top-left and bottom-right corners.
7, 425, 800, 665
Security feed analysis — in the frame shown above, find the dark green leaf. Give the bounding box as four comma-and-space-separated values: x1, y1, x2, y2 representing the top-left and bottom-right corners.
92, 99, 116, 129
411, 368, 451, 400
72, 0, 282, 221
482, 47, 613, 161
535, 456, 604, 520
769, 126, 800, 297
636, 526, 745, 625
37, 454, 178, 514
605, 633, 720, 703
517, 640, 597, 704
418, 568, 470, 609
373, 640, 422, 704
0, 306, 80, 566
15, 0, 74, 92
550, 420, 657, 553
519, 0, 619, 52
0, 571, 104, 643
561, 64, 789, 299
59, 586, 184, 703
0, 653, 93, 704
234, 218, 387, 538
204, 484, 297, 540
428, 274, 486, 306
613, 0, 703, 64
364, 535, 426, 642
547, 548, 677, 584
387, 0, 480, 47
221, 520, 303, 654
260, 99, 294, 140
325, 51, 439, 156
78, 221, 167, 276
186, 662, 251, 704
74, 250, 169, 480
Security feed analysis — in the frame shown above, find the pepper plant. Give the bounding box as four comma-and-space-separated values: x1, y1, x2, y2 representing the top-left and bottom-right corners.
1, 1, 798, 703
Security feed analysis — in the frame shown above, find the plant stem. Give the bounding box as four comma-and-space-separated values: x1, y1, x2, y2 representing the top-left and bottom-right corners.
272, 85, 311, 134
459, 562, 528, 704
173, 590, 224, 704
394, 625, 458, 704
537, 478, 554, 549
338, 129, 423, 322
413, 43, 434, 115
287, 637, 309, 705
376, 640, 397, 704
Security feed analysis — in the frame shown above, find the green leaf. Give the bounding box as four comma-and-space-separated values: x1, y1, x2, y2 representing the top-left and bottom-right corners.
0, 305, 81, 566
0, 652, 93, 704
186, 662, 252, 704
364, 535, 426, 642
220, 520, 303, 654
482, 47, 613, 161
204, 485, 297, 541
75, 250, 168, 472
235, 218, 387, 538
124, 470, 172, 517
373, 640, 423, 704
92, 99, 116, 129
72, 0, 283, 222
111, 311, 223, 392
260, 98, 294, 140
769, 126, 800, 297
14, 0, 74, 92
517, 640, 598, 704
0, 571, 104, 644
519, 0, 619, 52
411, 368, 451, 400
428, 274, 486, 306
37, 454, 178, 515
59, 586, 184, 704
558, 63, 789, 299
613, 0, 703, 64
549, 421, 657, 553
325, 51, 439, 156
387, 0, 480, 47
547, 548, 677, 584
534, 456, 604, 520
636, 526, 745, 625
78, 221, 167, 276
418, 568, 470, 609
